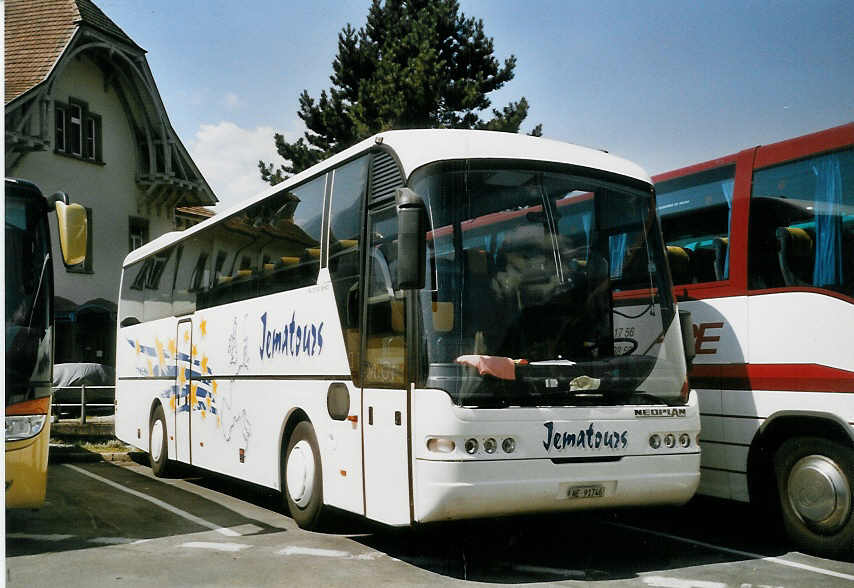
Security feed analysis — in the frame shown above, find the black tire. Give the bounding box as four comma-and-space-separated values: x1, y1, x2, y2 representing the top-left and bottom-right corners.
774, 436, 854, 559
283, 421, 324, 529
149, 404, 170, 477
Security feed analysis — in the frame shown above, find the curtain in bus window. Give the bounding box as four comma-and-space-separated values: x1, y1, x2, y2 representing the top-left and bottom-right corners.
609, 233, 627, 278
812, 154, 843, 287
721, 178, 734, 279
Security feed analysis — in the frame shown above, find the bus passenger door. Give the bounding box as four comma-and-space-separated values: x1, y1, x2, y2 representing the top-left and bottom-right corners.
175, 320, 192, 464
362, 206, 412, 525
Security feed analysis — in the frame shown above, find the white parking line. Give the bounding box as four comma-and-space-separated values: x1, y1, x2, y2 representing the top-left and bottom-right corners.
278, 546, 353, 558
7, 533, 73, 541
64, 464, 240, 537
181, 541, 250, 552
89, 537, 145, 545
607, 522, 854, 582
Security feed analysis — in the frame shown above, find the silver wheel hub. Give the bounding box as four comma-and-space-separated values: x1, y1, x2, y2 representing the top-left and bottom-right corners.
151, 420, 164, 462
787, 454, 851, 532
286, 440, 315, 508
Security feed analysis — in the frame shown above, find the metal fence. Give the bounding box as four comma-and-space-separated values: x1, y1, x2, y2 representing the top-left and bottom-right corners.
51, 385, 115, 424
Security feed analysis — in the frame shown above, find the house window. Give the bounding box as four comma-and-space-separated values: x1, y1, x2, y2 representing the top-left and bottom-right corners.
85, 116, 100, 161
67, 208, 94, 274
69, 103, 82, 156
129, 217, 149, 251
54, 98, 102, 163
55, 107, 66, 153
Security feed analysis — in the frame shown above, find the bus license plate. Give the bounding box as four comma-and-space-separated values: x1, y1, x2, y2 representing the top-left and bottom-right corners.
568, 485, 605, 499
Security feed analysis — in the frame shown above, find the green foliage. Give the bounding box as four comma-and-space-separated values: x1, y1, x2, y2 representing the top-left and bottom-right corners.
260, 0, 541, 183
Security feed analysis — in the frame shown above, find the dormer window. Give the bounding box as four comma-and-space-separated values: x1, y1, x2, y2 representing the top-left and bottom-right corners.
54, 97, 102, 163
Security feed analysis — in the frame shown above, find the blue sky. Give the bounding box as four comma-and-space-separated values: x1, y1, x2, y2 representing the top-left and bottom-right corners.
98, 0, 854, 209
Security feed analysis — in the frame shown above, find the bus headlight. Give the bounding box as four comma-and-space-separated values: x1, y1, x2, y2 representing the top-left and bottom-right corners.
5, 414, 46, 442
483, 438, 497, 454
649, 434, 662, 449
664, 433, 676, 449
679, 433, 691, 448
464, 438, 479, 455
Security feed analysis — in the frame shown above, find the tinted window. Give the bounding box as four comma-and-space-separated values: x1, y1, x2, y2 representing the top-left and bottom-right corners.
656, 165, 736, 285
329, 157, 369, 383
363, 207, 405, 388
749, 148, 854, 296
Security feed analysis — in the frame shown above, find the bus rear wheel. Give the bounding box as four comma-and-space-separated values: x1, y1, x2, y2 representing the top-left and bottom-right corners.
283, 421, 324, 529
149, 404, 170, 477
774, 436, 854, 559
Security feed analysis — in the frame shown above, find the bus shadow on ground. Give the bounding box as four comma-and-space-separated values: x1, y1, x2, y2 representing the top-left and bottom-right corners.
352, 499, 794, 584
5, 454, 288, 558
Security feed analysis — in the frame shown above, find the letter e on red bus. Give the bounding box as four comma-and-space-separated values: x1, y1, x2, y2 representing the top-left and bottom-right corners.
693, 322, 724, 355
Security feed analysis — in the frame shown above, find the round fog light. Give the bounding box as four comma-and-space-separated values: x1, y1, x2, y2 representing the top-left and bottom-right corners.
502, 437, 516, 453
483, 437, 497, 454
679, 433, 691, 448
649, 434, 661, 449
664, 433, 676, 448
464, 438, 479, 454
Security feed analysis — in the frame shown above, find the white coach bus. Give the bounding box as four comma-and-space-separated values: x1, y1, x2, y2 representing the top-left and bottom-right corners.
115, 129, 700, 529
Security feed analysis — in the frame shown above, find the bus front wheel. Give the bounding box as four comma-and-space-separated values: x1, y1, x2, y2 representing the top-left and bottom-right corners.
283, 421, 324, 529
149, 404, 170, 477
774, 436, 854, 558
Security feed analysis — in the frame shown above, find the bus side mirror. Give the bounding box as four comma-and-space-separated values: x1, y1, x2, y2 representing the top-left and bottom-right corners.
395, 187, 426, 290
55, 201, 88, 266
679, 310, 696, 370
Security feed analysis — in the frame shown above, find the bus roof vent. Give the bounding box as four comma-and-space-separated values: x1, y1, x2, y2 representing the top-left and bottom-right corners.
370, 151, 403, 204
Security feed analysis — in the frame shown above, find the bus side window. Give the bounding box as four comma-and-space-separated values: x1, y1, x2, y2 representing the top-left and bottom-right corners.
656, 165, 736, 285
119, 259, 146, 326
749, 148, 853, 295
364, 208, 405, 388
174, 236, 210, 315
258, 176, 326, 296
142, 247, 177, 322
328, 156, 369, 384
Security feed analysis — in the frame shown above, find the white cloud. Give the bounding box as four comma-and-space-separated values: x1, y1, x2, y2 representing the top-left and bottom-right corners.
187, 121, 295, 209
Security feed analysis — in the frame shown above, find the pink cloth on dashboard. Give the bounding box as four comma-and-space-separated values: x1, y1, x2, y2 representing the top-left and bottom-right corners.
455, 355, 516, 381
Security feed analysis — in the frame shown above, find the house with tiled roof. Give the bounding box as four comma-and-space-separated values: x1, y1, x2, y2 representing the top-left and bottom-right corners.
5, 0, 218, 368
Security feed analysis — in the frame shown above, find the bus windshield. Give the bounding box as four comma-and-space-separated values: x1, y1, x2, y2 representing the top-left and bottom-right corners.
411, 162, 682, 408
5, 187, 53, 406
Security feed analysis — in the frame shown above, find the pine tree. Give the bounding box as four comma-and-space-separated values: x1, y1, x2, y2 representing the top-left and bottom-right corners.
260, 0, 541, 184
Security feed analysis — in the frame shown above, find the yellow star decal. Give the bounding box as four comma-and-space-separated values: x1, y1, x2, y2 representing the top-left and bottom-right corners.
169, 394, 176, 411
178, 366, 186, 386
201, 355, 209, 375
184, 330, 190, 343
168, 339, 176, 357
135, 340, 141, 356
192, 344, 198, 357
212, 380, 218, 394
199, 319, 207, 337
190, 383, 198, 406
146, 358, 153, 375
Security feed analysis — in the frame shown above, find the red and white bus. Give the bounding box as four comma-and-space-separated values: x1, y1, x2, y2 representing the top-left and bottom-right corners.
654, 123, 854, 558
